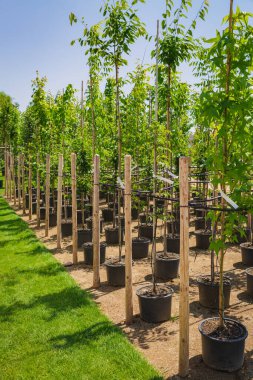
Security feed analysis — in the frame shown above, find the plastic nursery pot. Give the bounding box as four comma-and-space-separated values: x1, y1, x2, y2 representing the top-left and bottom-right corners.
132, 237, 150, 259
139, 213, 147, 224
199, 317, 248, 372
32, 202, 37, 214
197, 275, 231, 309
246, 267, 253, 297
166, 234, 180, 254
166, 220, 180, 234
104, 226, 122, 245
102, 208, 113, 223
39, 207, 53, 221
86, 217, 104, 233
49, 213, 57, 227
83, 242, 107, 265
240, 243, 253, 266
155, 252, 180, 281
194, 230, 212, 250
77, 228, 92, 248
136, 284, 173, 323
104, 259, 125, 287
0, 179, 3, 189
131, 207, 139, 220
61, 220, 72, 237
139, 224, 153, 241
195, 217, 211, 231
195, 209, 206, 218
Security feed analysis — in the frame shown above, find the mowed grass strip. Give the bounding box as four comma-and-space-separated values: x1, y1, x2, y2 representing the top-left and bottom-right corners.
0, 198, 162, 380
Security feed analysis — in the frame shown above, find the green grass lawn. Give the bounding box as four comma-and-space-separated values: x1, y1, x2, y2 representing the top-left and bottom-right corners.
0, 197, 162, 380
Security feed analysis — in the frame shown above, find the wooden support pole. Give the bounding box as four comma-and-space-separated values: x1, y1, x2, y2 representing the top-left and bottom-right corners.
22, 155, 26, 215
45, 154, 50, 237
37, 154, 41, 227
71, 153, 78, 264
7, 151, 10, 199
93, 154, 100, 288
4, 147, 7, 197
28, 162, 32, 220
12, 155, 16, 206
17, 154, 21, 209
9, 153, 12, 201
124, 155, 133, 324
57, 154, 63, 249
179, 156, 190, 378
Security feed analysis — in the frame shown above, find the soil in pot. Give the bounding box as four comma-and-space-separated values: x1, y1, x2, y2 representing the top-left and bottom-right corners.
132, 237, 150, 259
136, 284, 173, 323
246, 267, 253, 297
194, 230, 212, 250
166, 234, 180, 254
199, 317, 248, 372
240, 242, 253, 266
139, 224, 153, 241
83, 242, 107, 265
155, 252, 179, 280
105, 259, 125, 286
61, 220, 73, 237
102, 208, 113, 223
197, 275, 231, 309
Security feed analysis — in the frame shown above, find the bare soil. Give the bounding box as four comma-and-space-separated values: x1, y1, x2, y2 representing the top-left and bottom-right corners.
11, 202, 253, 380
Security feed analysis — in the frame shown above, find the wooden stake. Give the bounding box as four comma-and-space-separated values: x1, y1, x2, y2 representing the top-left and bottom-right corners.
9, 153, 12, 201
45, 154, 50, 237
57, 154, 63, 249
21, 154, 26, 215
28, 162, 32, 220
37, 154, 41, 227
124, 155, 133, 324
12, 155, 16, 206
179, 156, 190, 378
93, 154, 100, 288
71, 153, 78, 264
4, 147, 7, 197
17, 154, 21, 209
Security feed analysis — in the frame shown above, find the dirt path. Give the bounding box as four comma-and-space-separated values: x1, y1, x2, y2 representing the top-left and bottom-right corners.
13, 203, 253, 380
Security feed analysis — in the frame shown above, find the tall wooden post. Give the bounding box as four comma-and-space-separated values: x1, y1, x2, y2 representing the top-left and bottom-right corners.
179, 156, 190, 378
37, 154, 41, 227
93, 154, 100, 288
17, 154, 21, 209
57, 154, 63, 249
71, 153, 78, 264
45, 154, 50, 237
12, 155, 16, 206
9, 153, 12, 201
28, 162, 32, 220
4, 147, 7, 197
125, 155, 133, 324
22, 155, 26, 215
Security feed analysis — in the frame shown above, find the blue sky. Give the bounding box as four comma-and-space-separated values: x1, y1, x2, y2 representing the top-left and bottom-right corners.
0, 0, 252, 110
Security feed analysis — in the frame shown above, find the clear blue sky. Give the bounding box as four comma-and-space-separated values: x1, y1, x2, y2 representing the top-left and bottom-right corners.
0, 0, 252, 111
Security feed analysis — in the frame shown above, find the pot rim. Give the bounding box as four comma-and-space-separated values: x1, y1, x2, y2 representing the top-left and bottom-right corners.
82, 242, 107, 248
104, 258, 125, 267
104, 226, 119, 232
194, 230, 212, 236
245, 267, 253, 276
240, 242, 253, 250
198, 317, 248, 342
136, 284, 174, 299
156, 252, 180, 261
132, 237, 150, 243
197, 274, 231, 286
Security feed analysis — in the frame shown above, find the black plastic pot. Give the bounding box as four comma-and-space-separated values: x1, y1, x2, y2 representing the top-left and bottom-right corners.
195, 217, 211, 231
77, 228, 92, 247
105, 260, 125, 286
139, 224, 153, 240
132, 237, 150, 259
197, 275, 231, 309
86, 217, 104, 232
0, 179, 3, 189
195, 209, 206, 218
32, 202, 37, 214
49, 213, 57, 227
105, 226, 122, 245
40, 206, 53, 221
136, 285, 173, 323
139, 213, 147, 224
131, 207, 138, 220
102, 208, 114, 223
240, 243, 253, 266
166, 234, 180, 254
83, 242, 107, 265
167, 220, 180, 234
199, 317, 248, 372
61, 220, 72, 237
194, 230, 212, 250
246, 267, 253, 296
155, 253, 180, 280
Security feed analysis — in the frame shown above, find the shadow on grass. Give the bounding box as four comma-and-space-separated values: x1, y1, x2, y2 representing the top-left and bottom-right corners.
16, 262, 66, 277
0, 286, 93, 322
